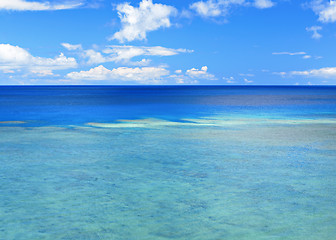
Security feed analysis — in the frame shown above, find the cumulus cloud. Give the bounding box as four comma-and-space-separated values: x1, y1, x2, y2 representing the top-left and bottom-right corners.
190, 0, 274, 18
0, 0, 83, 11
0, 43, 77, 75
66, 65, 170, 83
306, 26, 322, 39
186, 66, 217, 80
291, 67, 336, 79
67, 65, 216, 84
110, 0, 177, 42
310, 0, 336, 23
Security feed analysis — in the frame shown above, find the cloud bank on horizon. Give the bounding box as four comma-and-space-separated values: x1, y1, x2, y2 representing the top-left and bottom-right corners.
0, 0, 335, 85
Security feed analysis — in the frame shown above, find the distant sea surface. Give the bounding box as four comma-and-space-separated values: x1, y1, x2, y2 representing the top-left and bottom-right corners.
1, 86, 336, 239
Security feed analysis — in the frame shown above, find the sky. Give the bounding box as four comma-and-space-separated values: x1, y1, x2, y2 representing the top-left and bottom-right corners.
0, 0, 335, 85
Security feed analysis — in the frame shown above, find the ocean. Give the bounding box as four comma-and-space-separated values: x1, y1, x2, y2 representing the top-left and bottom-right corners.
0, 86, 336, 239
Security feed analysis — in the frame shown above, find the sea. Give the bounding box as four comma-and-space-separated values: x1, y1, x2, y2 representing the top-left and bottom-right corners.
0, 86, 335, 239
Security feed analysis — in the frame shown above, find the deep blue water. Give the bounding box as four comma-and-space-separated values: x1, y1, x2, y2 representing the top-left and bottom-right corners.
1, 86, 336, 125
0, 86, 336, 239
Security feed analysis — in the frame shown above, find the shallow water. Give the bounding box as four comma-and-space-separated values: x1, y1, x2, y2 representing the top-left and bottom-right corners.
0, 86, 336, 239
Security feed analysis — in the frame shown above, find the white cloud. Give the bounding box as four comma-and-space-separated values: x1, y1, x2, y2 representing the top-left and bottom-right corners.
0, 43, 77, 75
103, 45, 192, 62
67, 64, 215, 84
272, 71, 287, 76
186, 66, 217, 80
172, 76, 199, 84
110, 0, 177, 42
30, 69, 54, 76
272, 51, 307, 55
66, 65, 170, 83
144, 46, 192, 56
273, 51, 320, 60
75, 45, 192, 65
103, 46, 146, 62
310, 0, 336, 23
319, 1, 336, 22
190, 0, 223, 17
0, 0, 83, 11
190, 0, 274, 18
169, 74, 199, 84
129, 58, 151, 66
223, 76, 235, 83
306, 26, 322, 39
61, 43, 82, 50
83, 49, 107, 65
291, 67, 336, 79
2, 69, 15, 73
190, 0, 245, 18
239, 73, 254, 77
254, 0, 274, 9
244, 78, 253, 83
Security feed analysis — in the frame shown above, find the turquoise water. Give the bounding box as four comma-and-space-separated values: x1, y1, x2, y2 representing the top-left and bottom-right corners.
0, 86, 336, 239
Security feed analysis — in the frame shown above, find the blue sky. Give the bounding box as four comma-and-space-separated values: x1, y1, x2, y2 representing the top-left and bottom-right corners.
0, 0, 335, 85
